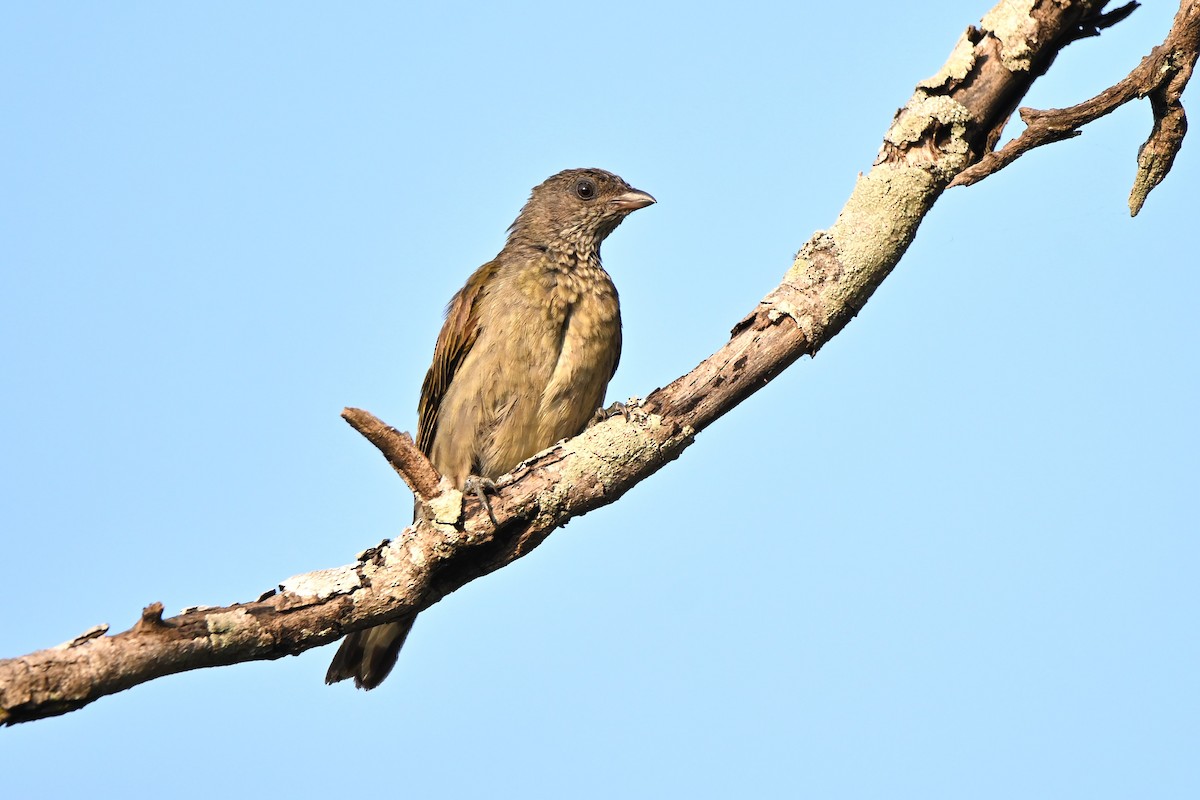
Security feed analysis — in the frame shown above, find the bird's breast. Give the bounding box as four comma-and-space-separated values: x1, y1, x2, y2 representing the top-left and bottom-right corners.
532, 261, 621, 446
431, 257, 621, 484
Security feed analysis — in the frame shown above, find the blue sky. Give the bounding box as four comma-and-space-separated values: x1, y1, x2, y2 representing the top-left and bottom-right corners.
3, 2, 1197, 798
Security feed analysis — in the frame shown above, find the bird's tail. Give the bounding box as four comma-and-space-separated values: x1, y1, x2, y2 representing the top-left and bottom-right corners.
325, 616, 416, 690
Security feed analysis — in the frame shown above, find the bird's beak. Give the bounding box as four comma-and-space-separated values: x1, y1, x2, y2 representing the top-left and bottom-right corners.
610, 188, 656, 212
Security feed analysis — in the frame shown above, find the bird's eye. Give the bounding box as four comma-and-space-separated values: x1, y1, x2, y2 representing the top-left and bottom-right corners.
575, 179, 596, 200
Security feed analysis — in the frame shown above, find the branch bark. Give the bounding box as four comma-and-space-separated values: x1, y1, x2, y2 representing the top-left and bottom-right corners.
2, 0, 1190, 726
949, 0, 1199, 216
340, 407, 441, 504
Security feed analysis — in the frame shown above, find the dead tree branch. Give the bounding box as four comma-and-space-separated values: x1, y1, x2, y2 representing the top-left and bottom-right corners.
340, 407, 441, 504
950, 0, 1199, 215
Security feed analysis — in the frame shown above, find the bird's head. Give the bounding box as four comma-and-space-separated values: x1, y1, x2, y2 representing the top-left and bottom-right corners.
507, 168, 655, 257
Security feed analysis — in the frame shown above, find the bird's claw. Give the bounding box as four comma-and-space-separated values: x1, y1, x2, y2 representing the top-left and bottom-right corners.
589, 400, 631, 427
464, 475, 499, 527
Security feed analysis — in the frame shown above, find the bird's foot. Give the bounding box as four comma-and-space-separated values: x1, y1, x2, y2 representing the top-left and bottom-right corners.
590, 400, 631, 427
463, 475, 499, 526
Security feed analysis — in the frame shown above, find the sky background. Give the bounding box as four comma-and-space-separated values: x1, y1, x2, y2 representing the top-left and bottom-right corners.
3, 2, 1197, 798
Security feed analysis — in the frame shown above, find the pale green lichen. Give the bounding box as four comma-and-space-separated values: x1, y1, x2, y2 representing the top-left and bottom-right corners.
784, 232, 831, 287
777, 164, 937, 343
206, 610, 248, 634
777, 259, 819, 340
828, 165, 937, 279
885, 94, 972, 146
917, 29, 978, 89
767, 298, 806, 328
279, 566, 361, 600
981, 0, 1038, 72
534, 411, 690, 525
206, 609, 259, 647
882, 93, 972, 183
427, 482, 464, 526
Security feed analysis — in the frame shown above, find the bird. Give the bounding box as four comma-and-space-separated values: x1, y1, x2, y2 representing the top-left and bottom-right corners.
325, 168, 655, 689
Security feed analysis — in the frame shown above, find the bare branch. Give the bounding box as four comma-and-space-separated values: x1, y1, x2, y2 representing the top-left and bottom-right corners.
340, 407, 441, 503
1130, 10, 1197, 214
1070, 1, 1140, 43
950, 0, 1200, 215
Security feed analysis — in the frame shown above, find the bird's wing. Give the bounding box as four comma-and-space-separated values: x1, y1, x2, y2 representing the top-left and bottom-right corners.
610, 322, 622, 382
416, 259, 500, 455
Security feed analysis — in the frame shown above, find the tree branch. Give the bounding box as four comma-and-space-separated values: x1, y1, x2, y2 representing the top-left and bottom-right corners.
3, 0, 1182, 727
340, 407, 441, 504
949, 0, 1199, 217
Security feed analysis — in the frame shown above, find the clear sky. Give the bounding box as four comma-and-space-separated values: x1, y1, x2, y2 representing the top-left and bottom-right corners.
3, 2, 1196, 798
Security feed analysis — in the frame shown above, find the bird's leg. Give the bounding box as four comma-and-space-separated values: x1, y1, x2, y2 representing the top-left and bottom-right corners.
589, 400, 631, 427
463, 475, 499, 526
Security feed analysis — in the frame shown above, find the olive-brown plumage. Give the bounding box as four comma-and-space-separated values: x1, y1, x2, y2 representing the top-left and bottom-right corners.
326, 168, 654, 689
